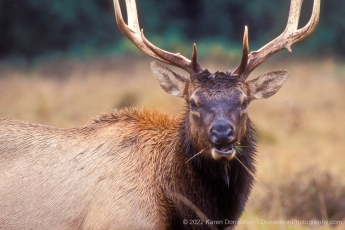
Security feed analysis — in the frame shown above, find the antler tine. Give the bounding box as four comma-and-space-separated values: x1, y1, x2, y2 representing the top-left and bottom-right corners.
235, 0, 320, 80
114, 0, 165, 62
233, 26, 249, 75
191, 43, 199, 73
114, 0, 203, 75
141, 30, 203, 75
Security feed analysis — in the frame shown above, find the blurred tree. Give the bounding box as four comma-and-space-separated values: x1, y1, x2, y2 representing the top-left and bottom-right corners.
0, 0, 344, 59
0, 0, 115, 58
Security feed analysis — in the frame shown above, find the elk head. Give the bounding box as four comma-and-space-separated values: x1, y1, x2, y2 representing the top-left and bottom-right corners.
114, 0, 320, 161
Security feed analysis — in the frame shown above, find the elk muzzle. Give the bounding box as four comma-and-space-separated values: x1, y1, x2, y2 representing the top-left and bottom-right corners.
209, 119, 236, 161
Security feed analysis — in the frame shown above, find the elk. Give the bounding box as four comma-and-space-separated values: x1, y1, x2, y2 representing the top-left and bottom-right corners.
0, 0, 319, 229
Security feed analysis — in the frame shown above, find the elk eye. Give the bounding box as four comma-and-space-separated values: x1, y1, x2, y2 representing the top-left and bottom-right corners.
189, 99, 198, 111
241, 98, 248, 110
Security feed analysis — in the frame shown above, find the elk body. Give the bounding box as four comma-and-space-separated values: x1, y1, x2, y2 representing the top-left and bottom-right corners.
0, 0, 319, 229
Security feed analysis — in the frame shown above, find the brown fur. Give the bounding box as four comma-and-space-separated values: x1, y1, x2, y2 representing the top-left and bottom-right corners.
0, 108, 179, 229
0, 66, 290, 229
1, 100, 258, 229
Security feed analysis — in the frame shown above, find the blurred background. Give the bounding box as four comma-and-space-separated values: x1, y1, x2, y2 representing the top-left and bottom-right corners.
1, 0, 345, 60
0, 0, 344, 229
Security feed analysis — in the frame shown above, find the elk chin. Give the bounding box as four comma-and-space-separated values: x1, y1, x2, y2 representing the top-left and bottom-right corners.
211, 143, 236, 161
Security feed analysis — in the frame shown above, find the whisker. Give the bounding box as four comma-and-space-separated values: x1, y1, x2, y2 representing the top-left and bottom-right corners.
186, 148, 206, 164
234, 155, 269, 192
235, 145, 246, 155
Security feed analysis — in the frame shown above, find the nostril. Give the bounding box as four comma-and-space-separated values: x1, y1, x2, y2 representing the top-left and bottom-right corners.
211, 136, 218, 143
210, 129, 219, 143
226, 127, 233, 138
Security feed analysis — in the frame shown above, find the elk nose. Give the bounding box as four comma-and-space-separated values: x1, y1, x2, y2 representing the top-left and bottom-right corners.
210, 120, 233, 144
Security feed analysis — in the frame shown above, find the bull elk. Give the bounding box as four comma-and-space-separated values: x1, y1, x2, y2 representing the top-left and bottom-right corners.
0, 0, 320, 229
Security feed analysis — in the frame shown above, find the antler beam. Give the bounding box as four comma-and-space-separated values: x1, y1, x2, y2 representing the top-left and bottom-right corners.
113, 0, 203, 75
234, 0, 320, 80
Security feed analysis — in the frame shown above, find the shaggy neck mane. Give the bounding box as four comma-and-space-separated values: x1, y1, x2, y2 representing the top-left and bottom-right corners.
165, 109, 257, 226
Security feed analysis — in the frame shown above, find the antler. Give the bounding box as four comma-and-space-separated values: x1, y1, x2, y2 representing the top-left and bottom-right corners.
233, 0, 320, 80
113, 0, 203, 75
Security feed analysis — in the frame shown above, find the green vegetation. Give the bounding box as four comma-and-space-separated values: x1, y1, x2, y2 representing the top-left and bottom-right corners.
1, 0, 345, 60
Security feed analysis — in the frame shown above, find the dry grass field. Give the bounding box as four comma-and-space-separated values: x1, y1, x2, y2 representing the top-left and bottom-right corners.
0, 56, 344, 229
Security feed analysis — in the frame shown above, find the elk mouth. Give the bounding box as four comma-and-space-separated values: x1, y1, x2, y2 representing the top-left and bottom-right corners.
211, 143, 236, 161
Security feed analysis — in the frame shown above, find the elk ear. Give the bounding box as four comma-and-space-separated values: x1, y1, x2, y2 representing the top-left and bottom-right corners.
150, 61, 187, 98
246, 70, 290, 101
